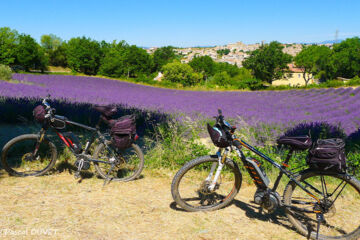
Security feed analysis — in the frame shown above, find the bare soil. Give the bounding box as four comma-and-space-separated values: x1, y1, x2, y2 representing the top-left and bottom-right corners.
0, 169, 306, 240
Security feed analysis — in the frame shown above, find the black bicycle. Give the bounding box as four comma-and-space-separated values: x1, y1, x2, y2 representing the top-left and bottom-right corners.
171, 110, 360, 240
1, 96, 144, 182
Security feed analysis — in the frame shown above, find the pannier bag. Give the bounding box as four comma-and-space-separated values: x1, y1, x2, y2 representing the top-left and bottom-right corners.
277, 135, 312, 150
207, 123, 230, 148
110, 115, 136, 149
33, 105, 46, 123
308, 138, 346, 172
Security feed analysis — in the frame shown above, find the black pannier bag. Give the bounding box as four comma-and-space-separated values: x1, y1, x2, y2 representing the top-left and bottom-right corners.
33, 105, 46, 123
207, 123, 230, 148
308, 138, 346, 172
110, 115, 136, 149
277, 135, 312, 150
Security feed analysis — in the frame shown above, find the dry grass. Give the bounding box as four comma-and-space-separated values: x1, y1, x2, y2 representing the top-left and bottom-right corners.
0, 169, 307, 240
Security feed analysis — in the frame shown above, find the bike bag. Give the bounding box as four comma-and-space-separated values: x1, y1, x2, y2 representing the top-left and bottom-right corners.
307, 138, 346, 172
33, 105, 46, 123
207, 123, 230, 148
110, 115, 136, 149
277, 135, 312, 150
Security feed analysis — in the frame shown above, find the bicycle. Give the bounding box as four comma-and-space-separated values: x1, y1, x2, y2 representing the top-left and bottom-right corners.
171, 109, 360, 240
1, 96, 144, 182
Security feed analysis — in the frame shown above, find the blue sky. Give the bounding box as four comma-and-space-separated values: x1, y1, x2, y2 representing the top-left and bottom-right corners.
1, 0, 359, 47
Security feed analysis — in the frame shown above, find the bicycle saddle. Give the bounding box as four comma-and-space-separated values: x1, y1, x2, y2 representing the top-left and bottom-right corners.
93, 105, 117, 118
277, 135, 312, 150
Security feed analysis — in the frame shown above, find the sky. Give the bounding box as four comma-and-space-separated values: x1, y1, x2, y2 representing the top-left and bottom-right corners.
1, 0, 359, 47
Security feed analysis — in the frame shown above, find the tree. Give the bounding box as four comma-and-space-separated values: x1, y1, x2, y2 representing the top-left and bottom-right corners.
40, 34, 66, 67
294, 45, 331, 85
153, 46, 175, 71
40, 34, 62, 51
15, 34, 48, 72
66, 37, 101, 75
99, 41, 153, 78
189, 56, 215, 80
0, 27, 18, 65
217, 48, 230, 56
328, 37, 360, 79
214, 62, 240, 77
49, 43, 67, 67
162, 61, 203, 86
243, 41, 292, 84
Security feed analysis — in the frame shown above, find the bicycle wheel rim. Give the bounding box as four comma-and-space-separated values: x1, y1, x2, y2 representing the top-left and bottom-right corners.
95, 144, 143, 181
285, 171, 360, 239
176, 158, 238, 210
3, 138, 55, 176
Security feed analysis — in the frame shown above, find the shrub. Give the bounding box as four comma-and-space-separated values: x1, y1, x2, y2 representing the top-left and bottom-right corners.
162, 61, 203, 86
0, 64, 12, 81
209, 71, 232, 86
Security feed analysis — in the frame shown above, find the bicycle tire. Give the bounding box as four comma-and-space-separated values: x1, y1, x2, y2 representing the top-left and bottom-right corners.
1, 134, 57, 177
283, 169, 360, 240
171, 155, 242, 212
93, 143, 144, 182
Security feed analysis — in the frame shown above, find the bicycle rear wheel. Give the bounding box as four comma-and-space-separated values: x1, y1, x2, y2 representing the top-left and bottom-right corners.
93, 143, 144, 182
171, 155, 242, 212
1, 134, 57, 177
283, 169, 360, 240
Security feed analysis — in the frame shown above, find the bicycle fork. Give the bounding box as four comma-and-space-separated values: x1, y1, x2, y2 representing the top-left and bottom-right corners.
206, 149, 229, 191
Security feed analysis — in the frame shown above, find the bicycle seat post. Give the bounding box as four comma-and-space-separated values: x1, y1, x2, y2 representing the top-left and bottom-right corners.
272, 148, 294, 192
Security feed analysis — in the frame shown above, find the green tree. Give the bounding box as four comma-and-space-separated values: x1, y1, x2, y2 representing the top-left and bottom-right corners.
40, 34, 62, 51
66, 37, 101, 75
123, 45, 153, 77
15, 34, 48, 72
99, 41, 128, 77
99, 41, 152, 78
210, 71, 232, 85
153, 46, 175, 71
243, 41, 292, 84
0, 27, 18, 65
328, 37, 360, 79
294, 45, 331, 85
189, 56, 215, 80
162, 61, 203, 86
214, 62, 240, 77
49, 43, 67, 67
40, 34, 66, 67
216, 48, 230, 56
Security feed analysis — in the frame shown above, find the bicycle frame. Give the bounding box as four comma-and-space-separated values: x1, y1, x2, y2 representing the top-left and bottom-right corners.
36, 115, 114, 166
208, 137, 332, 209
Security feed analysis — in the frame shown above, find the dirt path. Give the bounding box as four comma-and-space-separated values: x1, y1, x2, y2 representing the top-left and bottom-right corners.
0, 169, 305, 240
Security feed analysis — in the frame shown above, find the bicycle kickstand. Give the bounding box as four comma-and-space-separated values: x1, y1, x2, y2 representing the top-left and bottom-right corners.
103, 164, 115, 187
315, 213, 325, 240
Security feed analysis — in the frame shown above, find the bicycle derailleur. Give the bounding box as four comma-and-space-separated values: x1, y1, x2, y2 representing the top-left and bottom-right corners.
254, 188, 281, 213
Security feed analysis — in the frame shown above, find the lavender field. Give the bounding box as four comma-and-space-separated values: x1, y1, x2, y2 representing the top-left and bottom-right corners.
1, 74, 360, 135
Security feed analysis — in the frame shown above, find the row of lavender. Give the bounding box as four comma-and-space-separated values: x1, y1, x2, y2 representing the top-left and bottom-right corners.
1, 74, 360, 136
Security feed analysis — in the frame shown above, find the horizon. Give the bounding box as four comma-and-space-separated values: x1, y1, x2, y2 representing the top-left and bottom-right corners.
1, 0, 360, 47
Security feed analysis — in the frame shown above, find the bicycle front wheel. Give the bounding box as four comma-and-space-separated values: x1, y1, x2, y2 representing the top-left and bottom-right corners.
283, 169, 360, 240
171, 155, 242, 212
93, 143, 144, 182
1, 134, 57, 177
